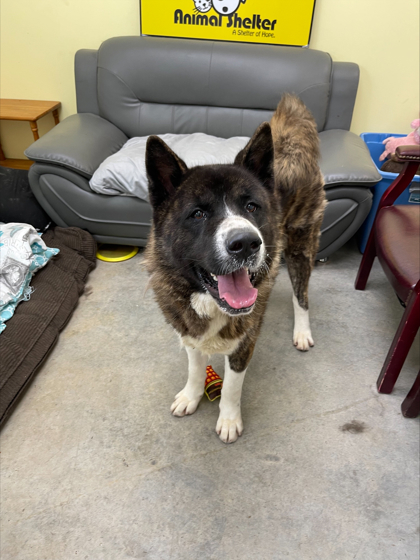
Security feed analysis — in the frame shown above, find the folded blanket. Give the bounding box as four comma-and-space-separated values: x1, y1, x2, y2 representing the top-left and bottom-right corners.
0, 226, 96, 427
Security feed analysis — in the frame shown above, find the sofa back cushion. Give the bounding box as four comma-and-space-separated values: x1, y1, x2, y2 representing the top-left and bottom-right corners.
96, 36, 332, 139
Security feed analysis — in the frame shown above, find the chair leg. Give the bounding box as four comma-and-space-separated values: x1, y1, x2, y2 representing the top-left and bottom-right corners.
377, 288, 420, 394
355, 225, 377, 291
402, 369, 420, 418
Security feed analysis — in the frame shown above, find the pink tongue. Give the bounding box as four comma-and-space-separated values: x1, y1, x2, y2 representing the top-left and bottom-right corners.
217, 268, 258, 309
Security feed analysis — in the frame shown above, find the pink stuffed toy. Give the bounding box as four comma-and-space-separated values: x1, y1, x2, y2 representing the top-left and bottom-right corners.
379, 119, 420, 161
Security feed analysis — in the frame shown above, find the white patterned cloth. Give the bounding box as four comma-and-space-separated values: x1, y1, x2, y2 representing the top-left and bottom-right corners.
0, 223, 59, 333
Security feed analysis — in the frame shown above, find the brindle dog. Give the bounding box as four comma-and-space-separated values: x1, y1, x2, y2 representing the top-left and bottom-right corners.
144, 94, 326, 443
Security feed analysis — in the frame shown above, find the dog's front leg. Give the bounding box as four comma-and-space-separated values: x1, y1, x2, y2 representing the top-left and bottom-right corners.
171, 345, 207, 416
216, 355, 248, 443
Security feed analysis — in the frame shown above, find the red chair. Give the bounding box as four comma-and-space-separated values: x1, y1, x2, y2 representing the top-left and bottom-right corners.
355, 145, 420, 418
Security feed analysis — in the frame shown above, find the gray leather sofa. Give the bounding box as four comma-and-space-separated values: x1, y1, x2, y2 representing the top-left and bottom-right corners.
26, 36, 380, 259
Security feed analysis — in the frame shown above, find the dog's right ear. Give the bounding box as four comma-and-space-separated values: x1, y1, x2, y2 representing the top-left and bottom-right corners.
146, 136, 188, 209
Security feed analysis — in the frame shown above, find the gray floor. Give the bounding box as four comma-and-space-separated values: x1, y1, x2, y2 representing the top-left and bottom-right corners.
1, 239, 419, 560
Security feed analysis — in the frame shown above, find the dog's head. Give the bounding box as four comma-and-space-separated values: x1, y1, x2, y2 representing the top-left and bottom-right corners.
146, 123, 279, 316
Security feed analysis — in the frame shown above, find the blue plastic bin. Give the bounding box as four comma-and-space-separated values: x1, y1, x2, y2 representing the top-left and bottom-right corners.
358, 132, 420, 253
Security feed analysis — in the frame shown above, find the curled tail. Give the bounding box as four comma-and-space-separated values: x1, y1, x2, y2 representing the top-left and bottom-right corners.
270, 93, 323, 199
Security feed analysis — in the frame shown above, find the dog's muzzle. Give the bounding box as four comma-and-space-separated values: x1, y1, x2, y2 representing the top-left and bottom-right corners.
226, 229, 262, 261
194, 220, 266, 315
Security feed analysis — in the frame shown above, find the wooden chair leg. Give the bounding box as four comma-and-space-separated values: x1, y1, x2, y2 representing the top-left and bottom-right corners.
402, 369, 420, 418
355, 225, 377, 290
377, 287, 420, 394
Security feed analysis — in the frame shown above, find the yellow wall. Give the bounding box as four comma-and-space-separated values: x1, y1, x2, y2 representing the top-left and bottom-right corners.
0, 0, 140, 159
311, 0, 419, 136
1, 0, 419, 159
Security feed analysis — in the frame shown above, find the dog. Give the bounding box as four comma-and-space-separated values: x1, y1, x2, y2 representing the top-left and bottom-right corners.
144, 94, 326, 443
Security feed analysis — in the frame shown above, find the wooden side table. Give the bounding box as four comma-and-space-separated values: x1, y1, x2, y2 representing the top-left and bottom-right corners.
0, 99, 61, 170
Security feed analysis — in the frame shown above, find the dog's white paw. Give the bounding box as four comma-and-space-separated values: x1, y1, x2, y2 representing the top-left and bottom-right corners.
170, 389, 203, 417
216, 414, 243, 443
292, 295, 314, 351
293, 329, 314, 351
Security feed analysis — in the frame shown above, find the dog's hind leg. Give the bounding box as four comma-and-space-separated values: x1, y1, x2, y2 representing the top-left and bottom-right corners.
171, 345, 207, 416
283, 222, 321, 351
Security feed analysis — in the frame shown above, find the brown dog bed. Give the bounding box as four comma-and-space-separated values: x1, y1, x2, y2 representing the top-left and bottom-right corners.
0, 227, 96, 427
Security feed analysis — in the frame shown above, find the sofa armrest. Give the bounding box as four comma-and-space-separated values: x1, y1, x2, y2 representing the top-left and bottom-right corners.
25, 113, 128, 179
319, 130, 381, 188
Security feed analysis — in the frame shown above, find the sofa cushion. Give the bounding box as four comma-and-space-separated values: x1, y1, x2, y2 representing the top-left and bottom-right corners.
90, 129, 382, 200
319, 130, 381, 188
89, 133, 249, 200
97, 36, 333, 138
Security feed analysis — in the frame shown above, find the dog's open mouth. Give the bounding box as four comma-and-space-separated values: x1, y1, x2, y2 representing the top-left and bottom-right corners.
197, 266, 258, 314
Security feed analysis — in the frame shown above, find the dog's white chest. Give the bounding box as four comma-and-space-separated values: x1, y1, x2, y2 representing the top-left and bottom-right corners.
181, 292, 243, 356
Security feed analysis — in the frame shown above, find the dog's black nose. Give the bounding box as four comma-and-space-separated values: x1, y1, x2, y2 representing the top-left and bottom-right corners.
226, 230, 262, 260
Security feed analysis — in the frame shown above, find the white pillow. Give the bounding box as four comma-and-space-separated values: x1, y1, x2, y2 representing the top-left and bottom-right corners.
89, 133, 250, 201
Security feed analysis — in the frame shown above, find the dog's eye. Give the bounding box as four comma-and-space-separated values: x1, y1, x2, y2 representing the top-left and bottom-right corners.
191, 209, 207, 220
246, 202, 258, 213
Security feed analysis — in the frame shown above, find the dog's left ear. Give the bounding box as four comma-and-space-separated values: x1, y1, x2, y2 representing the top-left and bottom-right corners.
235, 122, 274, 189
146, 136, 188, 209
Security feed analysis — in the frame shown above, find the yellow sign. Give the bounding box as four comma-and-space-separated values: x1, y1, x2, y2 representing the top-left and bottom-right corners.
140, 0, 316, 47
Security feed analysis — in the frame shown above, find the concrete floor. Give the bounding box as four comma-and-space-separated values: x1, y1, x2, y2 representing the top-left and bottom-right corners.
1, 239, 419, 560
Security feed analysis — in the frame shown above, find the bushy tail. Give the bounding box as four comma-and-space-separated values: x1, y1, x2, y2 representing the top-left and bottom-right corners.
270, 93, 322, 198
